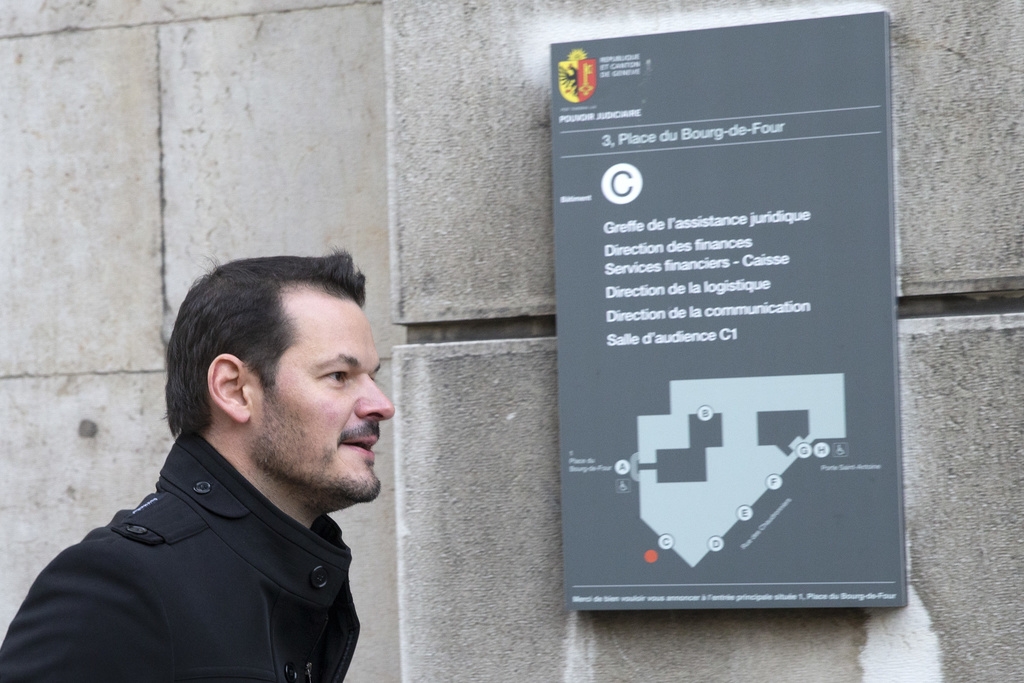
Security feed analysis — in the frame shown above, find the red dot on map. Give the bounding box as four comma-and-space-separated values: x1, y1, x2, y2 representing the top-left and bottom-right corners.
644, 549, 658, 563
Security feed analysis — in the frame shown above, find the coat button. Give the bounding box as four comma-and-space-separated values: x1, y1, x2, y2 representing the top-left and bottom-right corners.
193, 481, 212, 494
310, 566, 328, 588
283, 662, 297, 682
125, 524, 148, 535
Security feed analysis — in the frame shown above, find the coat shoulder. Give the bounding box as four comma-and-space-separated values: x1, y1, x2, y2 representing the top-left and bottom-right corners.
0, 520, 176, 681
109, 491, 208, 546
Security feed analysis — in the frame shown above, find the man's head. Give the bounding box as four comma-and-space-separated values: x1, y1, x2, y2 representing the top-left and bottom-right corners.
166, 252, 395, 523
166, 252, 369, 437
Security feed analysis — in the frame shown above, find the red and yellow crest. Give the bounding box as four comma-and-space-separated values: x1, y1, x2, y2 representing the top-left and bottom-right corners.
558, 49, 597, 103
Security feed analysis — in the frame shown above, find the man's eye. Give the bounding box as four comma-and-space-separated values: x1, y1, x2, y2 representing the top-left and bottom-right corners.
330, 372, 347, 382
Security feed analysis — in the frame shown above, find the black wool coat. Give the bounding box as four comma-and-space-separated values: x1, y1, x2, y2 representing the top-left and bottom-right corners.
0, 435, 360, 683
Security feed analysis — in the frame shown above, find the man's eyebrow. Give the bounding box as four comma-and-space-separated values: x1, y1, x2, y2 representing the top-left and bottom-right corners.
314, 355, 381, 374
314, 354, 360, 371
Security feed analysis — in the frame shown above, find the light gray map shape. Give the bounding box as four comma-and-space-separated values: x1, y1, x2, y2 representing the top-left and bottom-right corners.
636, 373, 846, 567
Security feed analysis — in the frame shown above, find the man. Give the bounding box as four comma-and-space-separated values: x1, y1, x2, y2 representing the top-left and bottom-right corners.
0, 252, 394, 682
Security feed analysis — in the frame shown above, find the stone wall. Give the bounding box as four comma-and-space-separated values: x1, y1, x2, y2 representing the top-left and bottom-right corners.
388, 1, 1024, 681
0, 3, 400, 681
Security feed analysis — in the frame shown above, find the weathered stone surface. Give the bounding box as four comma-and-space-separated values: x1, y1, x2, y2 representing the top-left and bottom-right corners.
330, 360, 401, 683
0, 27, 164, 376
160, 5, 401, 353
393, 339, 566, 680
860, 586, 943, 682
0, 372, 171, 640
891, 3, 1024, 295
393, 338, 868, 681
386, 3, 555, 324
387, 1, 1024, 327
899, 313, 1024, 682
567, 608, 866, 682
0, 1, 364, 38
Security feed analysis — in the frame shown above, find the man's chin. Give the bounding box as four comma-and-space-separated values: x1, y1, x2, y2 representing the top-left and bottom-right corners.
325, 474, 381, 510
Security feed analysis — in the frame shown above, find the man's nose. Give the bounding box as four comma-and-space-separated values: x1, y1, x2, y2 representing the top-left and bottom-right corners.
356, 377, 395, 421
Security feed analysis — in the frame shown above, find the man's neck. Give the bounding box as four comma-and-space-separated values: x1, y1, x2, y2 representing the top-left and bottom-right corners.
201, 430, 318, 527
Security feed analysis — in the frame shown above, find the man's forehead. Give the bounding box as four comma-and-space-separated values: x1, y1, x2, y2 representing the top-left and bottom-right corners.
280, 287, 377, 359
281, 283, 353, 305
280, 286, 362, 320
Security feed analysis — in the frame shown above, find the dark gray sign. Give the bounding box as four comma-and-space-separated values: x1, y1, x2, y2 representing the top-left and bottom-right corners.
552, 13, 904, 610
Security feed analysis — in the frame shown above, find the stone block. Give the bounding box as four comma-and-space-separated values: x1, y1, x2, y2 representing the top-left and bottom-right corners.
890, 2, 1024, 295
386, 3, 556, 324
898, 313, 1024, 681
0, 372, 172, 640
393, 339, 565, 680
0, 27, 164, 376
160, 5, 401, 352
0, 1, 361, 38
393, 338, 868, 681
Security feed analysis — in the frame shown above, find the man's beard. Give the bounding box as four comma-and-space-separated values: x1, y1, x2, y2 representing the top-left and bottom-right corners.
251, 392, 381, 517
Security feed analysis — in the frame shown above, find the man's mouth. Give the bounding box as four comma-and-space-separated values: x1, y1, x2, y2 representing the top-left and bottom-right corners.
338, 422, 380, 451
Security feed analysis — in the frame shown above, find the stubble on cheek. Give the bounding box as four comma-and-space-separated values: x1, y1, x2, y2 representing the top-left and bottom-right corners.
251, 398, 382, 516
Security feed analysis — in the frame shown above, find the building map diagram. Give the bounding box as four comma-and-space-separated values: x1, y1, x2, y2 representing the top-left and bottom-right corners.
626, 374, 846, 567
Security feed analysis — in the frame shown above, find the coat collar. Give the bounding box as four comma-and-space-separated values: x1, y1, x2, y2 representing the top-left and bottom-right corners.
158, 434, 353, 608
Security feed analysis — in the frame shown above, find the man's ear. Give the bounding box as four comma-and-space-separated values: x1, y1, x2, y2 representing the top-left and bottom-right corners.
207, 354, 258, 425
